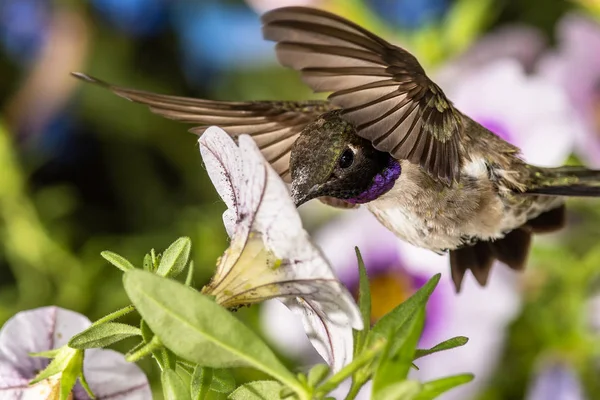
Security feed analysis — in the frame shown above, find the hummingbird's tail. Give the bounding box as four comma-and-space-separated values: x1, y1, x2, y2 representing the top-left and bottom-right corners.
525, 166, 600, 197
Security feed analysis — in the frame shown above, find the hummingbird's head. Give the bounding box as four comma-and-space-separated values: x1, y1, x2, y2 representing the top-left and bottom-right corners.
290, 110, 400, 206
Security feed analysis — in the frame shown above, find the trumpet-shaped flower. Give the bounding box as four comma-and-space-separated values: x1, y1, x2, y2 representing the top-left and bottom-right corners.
0, 306, 150, 399
199, 126, 363, 372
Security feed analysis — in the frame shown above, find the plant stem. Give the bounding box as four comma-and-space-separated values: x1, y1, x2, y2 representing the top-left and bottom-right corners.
91, 305, 135, 326
126, 336, 162, 362
316, 341, 384, 397
345, 379, 365, 400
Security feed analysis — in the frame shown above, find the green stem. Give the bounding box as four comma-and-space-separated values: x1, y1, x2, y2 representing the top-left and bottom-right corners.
91, 305, 135, 326
345, 379, 365, 400
316, 341, 384, 397
126, 336, 162, 363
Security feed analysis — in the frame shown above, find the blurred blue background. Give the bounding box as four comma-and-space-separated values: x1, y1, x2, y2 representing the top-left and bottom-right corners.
1, 0, 600, 398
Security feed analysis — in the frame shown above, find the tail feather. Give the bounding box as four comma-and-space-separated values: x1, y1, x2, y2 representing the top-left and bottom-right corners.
525, 166, 600, 197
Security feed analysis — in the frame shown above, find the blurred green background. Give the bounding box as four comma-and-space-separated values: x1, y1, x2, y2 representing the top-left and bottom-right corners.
2, 0, 600, 398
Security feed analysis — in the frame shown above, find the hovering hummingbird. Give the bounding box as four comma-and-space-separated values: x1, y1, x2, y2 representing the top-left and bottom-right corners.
72, 7, 600, 291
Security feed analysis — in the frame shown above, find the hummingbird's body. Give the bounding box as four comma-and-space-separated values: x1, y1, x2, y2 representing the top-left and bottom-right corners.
72, 6, 600, 290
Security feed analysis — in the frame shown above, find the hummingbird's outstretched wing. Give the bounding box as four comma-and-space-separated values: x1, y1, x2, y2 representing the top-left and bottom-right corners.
262, 7, 463, 184
71, 73, 334, 182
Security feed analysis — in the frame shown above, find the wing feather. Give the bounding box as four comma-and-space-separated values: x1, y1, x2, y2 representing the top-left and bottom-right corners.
262, 7, 463, 183
71, 72, 333, 182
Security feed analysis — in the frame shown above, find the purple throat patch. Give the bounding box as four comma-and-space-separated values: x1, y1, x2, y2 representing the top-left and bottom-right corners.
347, 159, 401, 204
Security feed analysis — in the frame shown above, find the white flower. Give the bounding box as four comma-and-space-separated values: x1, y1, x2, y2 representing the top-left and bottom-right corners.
261, 209, 521, 399
440, 59, 580, 167
199, 126, 363, 372
0, 306, 150, 399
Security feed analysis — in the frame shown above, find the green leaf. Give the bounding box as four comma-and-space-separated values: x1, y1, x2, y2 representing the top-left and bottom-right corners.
414, 336, 469, 360
373, 380, 421, 400
443, 0, 495, 55
353, 247, 371, 356
372, 309, 425, 395
101, 251, 135, 272
191, 365, 210, 400
69, 322, 141, 349
123, 270, 298, 389
414, 374, 474, 400
210, 369, 236, 394
370, 274, 440, 341
60, 350, 85, 400
186, 261, 195, 286
143, 253, 153, 271
156, 237, 192, 277
162, 368, 191, 400
307, 364, 330, 387
229, 381, 284, 400
30, 346, 77, 384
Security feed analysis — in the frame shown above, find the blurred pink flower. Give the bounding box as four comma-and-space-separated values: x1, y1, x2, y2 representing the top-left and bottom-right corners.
0, 306, 150, 399
540, 13, 600, 167
261, 209, 521, 399
441, 59, 580, 167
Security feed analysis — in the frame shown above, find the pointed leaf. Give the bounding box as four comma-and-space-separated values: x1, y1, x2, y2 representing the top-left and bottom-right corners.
101, 251, 135, 272
414, 336, 469, 360
186, 261, 195, 286
372, 309, 425, 395
353, 247, 371, 356
414, 374, 474, 400
373, 380, 421, 400
163, 368, 191, 400
123, 270, 297, 386
30, 346, 77, 384
210, 369, 236, 394
307, 364, 330, 387
156, 237, 192, 277
370, 274, 440, 341
143, 253, 153, 271
60, 350, 84, 400
191, 366, 211, 400
229, 381, 284, 400
69, 322, 141, 349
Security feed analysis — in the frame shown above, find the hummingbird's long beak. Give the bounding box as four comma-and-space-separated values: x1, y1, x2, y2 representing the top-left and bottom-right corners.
291, 183, 322, 208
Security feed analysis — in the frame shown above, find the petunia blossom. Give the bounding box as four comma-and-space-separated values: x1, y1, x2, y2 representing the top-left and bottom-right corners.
0, 306, 150, 399
199, 126, 363, 372
525, 361, 586, 400
441, 59, 580, 168
539, 13, 600, 167
262, 209, 521, 399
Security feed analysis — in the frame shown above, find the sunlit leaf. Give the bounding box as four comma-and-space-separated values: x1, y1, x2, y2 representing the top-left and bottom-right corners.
372, 309, 425, 395
369, 274, 440, 341
156, 237, 192, 277
414, 374, 474, 400
162, 368, 191, 400
414, 336, 469, 360
69, 322, 141, 349
373, 380, 421, 400
229, 381, 284, 400
353, 247, 371, 356
101, 251, 135, 272
123, 270, 297, 386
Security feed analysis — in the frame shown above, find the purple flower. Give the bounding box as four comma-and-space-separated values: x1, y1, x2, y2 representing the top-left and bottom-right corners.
0, 307, 150, 399
539, 13, 600, 167
261, 209, 521, 399
526, 362, 586, 400
91, 0, 167, 37
441, 59, 579, 167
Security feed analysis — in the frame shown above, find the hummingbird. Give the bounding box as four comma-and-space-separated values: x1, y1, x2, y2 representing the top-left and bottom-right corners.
72, 6, 600, 291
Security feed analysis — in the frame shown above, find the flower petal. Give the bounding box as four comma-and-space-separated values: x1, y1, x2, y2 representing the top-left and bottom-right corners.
72, 349, 151, 400
0, 306, 91, 382
283, 297, 354, 373
199, 126, 267, 238
525, 363, 585, 400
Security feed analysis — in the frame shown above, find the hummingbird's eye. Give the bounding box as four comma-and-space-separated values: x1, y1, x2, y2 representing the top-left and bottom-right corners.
338, 148, 354, 169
